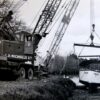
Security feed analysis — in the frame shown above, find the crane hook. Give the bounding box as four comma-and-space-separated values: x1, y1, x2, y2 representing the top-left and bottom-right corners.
90, 33, 94, 46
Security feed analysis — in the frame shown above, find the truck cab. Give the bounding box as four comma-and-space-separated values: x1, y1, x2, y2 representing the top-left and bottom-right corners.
0, 31, 35, 80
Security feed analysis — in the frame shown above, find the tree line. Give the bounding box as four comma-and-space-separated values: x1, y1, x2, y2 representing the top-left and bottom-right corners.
48, 54, 80, 75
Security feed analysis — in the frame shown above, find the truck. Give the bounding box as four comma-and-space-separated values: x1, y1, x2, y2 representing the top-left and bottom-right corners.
0, 0, 80, 80
0, 0, 62, 80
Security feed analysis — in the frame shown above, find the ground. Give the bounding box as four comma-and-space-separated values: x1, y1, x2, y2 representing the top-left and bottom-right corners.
0, 75, 76, 100
0, 75, 100, 100
69, 88, 100, 100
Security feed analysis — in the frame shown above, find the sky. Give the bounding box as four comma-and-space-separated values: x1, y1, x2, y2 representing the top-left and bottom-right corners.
9, 0, 100, 58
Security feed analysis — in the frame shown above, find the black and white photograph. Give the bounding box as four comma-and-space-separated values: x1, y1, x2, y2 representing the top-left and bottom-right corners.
0, 0, 100, 100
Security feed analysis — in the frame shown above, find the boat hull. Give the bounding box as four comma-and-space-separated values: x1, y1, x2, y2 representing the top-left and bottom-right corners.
79, 70, 100, 86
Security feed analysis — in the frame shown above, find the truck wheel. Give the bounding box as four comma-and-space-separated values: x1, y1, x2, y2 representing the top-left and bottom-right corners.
27, 68, 33, 80
18, 67, 26, 79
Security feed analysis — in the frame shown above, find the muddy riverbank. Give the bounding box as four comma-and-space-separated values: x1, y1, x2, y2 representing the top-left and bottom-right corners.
69, 88, 100, 100
0, 76, 76, 100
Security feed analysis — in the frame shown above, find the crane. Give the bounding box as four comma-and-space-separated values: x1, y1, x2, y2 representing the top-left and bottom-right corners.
73, 0, 100, 89
32, 0, 62, 64
0, 0, 62, 80
44, 0, 80, 67
0, 0, 81, 79
0, 0, 64, 80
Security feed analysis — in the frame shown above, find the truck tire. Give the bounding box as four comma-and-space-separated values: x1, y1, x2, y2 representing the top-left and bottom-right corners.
27, 68, 34, 80
18, 67, 26, 79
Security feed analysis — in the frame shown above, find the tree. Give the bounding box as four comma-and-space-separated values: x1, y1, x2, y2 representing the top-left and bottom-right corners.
0, 0, 9, 8
49, 55, 65, 74
0, 0, 11, 17
63, 54, 79, 75
0, 0, 32, 40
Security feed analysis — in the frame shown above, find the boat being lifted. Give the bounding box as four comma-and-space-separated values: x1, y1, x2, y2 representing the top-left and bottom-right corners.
79, 59, 100, 87
74, 42, 100, 89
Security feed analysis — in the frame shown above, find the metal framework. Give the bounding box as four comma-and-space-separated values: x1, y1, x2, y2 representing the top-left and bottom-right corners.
74, 43, 100, 58
32, 0, 62, 37
45, 0, 80, 67
78, 55, 100, 57
74, 43, 100, 48
32, 0, 62, 63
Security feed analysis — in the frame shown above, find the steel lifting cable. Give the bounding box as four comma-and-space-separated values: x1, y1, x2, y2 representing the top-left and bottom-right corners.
39, 0, 71, 51
52, 0, 69, 22
48, 0, 72, 53
47, 0, 72, 34
90, 0, 95, 29
49, 0, 79, 55
45, 0, 76, 65
77, 0, 95, 56
47, 3, 68, 33
91, 0, 100, 42
90, 0, 95, 45
54, 0, 80, 56
94, 31, 100, 41
78, 37, 90, 57
31, 0, 52, 49
78, 35, 100, 57
29, 0, 48, 28
73, 35, 91, 56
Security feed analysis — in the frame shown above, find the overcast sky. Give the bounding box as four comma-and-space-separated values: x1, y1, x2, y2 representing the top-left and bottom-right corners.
10, 0, 100, 57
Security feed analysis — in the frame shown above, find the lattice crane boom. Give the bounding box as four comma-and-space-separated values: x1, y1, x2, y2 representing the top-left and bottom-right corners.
45, 0, 80, 67
32, 0, 62, 37
32, 0, 62, 64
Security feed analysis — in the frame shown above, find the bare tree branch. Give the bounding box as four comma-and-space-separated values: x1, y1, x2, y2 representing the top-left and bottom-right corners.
0, 0, 7, 8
